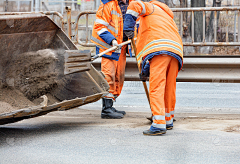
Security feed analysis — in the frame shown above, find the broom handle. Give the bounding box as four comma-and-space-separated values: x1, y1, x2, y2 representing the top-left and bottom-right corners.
92, 39, 136, 61
131, 38, 151, 106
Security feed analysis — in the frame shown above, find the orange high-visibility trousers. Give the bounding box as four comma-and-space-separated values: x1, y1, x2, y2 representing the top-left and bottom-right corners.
101, 45, 127, 99
149, 54, 179, 129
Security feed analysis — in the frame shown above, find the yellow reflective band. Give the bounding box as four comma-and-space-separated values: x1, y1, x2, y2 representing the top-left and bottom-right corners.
165, 111, 175, 117
137, 44, 183, 60
108, 25, 118, 35
126, 10, 139, 17
139, 1, 146, 15
152, 115, 165, 120
111, 10, 121, 17
152, 123, 166, 129
91, 36, 112, 49
166, 118, 173, 124
137, 39, 183, 59
95, 19, 109, 26
97, 28, 108, 36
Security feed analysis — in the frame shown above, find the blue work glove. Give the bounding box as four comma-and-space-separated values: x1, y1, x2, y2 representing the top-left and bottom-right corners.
124, 30, 134, 39
139, 62, 150, 82
139, 73, 148, 82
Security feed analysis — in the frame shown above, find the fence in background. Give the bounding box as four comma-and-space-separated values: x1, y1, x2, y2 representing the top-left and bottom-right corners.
74, 7, 240, 47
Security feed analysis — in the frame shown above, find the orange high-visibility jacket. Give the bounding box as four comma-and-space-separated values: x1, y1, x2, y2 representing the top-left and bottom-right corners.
124, 0, 183, 69
91, 0, 134, 61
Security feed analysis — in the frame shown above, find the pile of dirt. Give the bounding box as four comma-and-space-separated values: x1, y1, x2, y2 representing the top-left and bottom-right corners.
0, 88, 34, 109
1, 49, 65, 100
0, 88, 34, 114
0, 87, 61, 115
0, 101, 16, 114
0, 49, 65, 115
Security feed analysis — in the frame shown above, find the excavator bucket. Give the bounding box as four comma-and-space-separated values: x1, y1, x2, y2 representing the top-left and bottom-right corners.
0, 13, 109, 125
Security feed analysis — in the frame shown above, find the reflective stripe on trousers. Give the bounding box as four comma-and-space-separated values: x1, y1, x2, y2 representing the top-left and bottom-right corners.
149, 54, 178, 128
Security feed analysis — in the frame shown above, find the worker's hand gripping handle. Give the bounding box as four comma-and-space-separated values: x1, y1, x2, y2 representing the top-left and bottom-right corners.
91, 39, 136, 61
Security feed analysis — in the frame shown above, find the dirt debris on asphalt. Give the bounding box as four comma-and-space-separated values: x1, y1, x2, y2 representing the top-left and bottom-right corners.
43, 108, 240, 134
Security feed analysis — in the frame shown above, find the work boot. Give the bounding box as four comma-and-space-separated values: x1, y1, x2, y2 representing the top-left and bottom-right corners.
101, 98, 124, 119
166, 122, 173, 130
143, 129, 166, 136
111, 107, 126, 115
166, 126, 173, 130
143, 126, 166, 136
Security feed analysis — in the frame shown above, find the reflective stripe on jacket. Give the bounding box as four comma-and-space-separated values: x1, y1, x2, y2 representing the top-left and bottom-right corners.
91, 0, 134, 61
124, 0, 183, 70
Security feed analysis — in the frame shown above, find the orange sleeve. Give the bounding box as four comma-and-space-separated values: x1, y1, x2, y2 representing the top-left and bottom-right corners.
127, 1, 154, 17
93, 4, 112, 33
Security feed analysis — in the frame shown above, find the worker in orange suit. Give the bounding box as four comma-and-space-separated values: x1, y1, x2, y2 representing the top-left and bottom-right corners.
91, 0, 134, 119
124, 0, 183, 135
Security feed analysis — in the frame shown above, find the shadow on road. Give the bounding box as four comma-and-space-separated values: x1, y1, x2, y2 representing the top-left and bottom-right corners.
0, 120, 97, 147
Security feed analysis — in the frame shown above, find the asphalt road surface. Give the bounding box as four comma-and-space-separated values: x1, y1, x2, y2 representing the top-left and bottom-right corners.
84, 82, 240, 113
0, 82, 240, 164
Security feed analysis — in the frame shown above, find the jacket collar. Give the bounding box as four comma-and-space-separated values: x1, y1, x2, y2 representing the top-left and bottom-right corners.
101, 0, 116, 5
101, 0, 131, 5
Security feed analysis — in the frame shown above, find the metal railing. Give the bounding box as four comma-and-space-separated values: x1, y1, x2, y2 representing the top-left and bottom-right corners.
174, 7, 240, 46
75, 10, 97, 46
74, 7, 240, 47
72, 7, 240, 83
